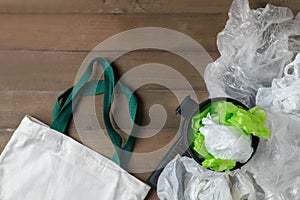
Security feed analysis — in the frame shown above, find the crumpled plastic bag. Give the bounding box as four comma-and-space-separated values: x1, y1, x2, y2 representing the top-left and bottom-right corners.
246, 54, 300, 199
245, 110, 300, 199
157, 155, 232, 200
230, 171, 265, 200
200, 116, 253, 163
204, 0, 300, 108
157, 155, 265, 200
256, 53, 300, 117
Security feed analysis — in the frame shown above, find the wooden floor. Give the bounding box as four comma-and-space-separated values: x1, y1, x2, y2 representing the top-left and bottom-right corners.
0, 0, 299, 199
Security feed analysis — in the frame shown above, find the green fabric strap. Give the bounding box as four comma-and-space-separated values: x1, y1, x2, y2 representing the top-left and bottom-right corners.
50, 57, 138, 168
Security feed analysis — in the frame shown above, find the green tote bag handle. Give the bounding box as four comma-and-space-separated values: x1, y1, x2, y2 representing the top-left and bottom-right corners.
50, 57, 138, 168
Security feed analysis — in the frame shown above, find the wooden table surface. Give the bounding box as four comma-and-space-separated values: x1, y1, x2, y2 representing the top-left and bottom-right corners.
0, 0, 299, 199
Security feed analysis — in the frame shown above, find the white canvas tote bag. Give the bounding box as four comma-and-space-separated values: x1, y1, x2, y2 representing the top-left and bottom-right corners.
0, 57, 151, 200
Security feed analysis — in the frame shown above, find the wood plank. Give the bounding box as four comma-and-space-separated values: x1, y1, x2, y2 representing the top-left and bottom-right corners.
0, 50, 218, 91
0, 48, 212, 129
0, 0, 297, 14
0, 90, 208, 130
0, 0, 231, 14
0, 14, 226, 52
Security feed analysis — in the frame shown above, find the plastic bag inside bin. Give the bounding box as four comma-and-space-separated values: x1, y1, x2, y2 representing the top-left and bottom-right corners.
204, 0, 300, 108
200, 115, 253, 163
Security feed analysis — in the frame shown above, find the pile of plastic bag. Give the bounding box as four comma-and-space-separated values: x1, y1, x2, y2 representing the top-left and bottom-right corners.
250, 53, 300, 199
157, 0, 300, 199
204, 0, 300, 108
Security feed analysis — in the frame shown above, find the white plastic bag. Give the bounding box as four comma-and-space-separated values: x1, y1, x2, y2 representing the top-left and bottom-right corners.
247, 55, 300, 199
230, 171, 265, 200
257, 53, 300, 117
157, 155, 265, 200
0, 116, 150, 200
204, 0, 300, 107
246, 110, 300, 199
200, 116, 253, 163
157, 155, 232, 200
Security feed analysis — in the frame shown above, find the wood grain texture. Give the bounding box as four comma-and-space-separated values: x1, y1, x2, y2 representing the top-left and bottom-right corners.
0, 89, 208, 130
0, 14, 226, 52
0, 48, 211, 130
0, 49, 218, 91
0, 0, 298, 14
